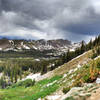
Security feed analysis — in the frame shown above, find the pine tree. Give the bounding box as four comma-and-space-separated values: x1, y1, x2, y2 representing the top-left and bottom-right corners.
19, 68, 22, 80
41, 61, 47, 75
14, 64, 18, 83
0, 77, 6, 89
80, 41, 85, 54
11, 70, 14, 83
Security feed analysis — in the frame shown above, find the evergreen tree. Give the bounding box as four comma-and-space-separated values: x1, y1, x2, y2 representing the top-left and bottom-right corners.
14, 64, 18, 83
80, 41, 85, 54
11, 70, 14, 83
41, 61, 47, 75
19, 68, 22, 80
0, 77, 6, 89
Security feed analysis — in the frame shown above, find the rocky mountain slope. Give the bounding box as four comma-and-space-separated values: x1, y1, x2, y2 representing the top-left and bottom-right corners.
1, 47, 100, 100
34, 50, 100, 100
0, 38, 81, 58
1, 36, 100, 100
0, 38, 81, 52
0, 49, 94, 100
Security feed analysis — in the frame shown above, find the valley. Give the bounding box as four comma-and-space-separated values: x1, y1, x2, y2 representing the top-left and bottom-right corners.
0, 0, 100, 100
0, 38, 81, 58
0, 36, 100, 100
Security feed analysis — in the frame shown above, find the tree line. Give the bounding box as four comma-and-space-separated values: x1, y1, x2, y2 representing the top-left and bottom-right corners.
51, 35, 100, 70
1, 35, 100, 89
0, 59, 55, 88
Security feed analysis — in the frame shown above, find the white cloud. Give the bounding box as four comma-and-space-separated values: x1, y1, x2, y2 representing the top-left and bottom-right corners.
91, 0, 100, 13
0, 0, 99, 42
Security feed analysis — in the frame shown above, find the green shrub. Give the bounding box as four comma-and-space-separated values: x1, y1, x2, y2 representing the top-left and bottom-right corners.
11, 79, 35, 88
63, 87, 70, 94
91, 53, 97, 59
74, 81, 82, 87
83, 74, 91, 83
24, 79, 35, 88
0, 77, 7, 89
0, 66, 4, 72
65, 96, 75, 100
97, 60, 100, 69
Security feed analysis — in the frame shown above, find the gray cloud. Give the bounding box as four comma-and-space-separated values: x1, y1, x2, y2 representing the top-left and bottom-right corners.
0, 0, 99, 42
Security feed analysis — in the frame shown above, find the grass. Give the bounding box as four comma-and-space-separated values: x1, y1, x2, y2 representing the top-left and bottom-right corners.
53, 50, 92, 76
0, 50, 96, 100
0, 75, 62, 100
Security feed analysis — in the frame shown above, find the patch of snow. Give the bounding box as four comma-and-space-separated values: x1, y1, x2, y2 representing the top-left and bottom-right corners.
63, 80, 66, 83
9, 40, 14, 45
96, 78, 100, 84
63, 74, 67, 78
21, 42, 23, 46
68, 69, 74, 74
74, 68, 78, 72
70, 79, 75, 84
33, 46, 38, 50
69, 74, 74, 79
46, 80, 57, 87
46, 95, 61, 100
38, 98, 45, 100
94, 56, 100, 60
17, 47, 22, 50
4, 48, 14, 51
68, 64, 82, 75
52, 64, 55, 66
0, 73, 3, 78
77, 64, 81, 68
23, 45, 30, 49
35, 59, 40, 61
70, 48, 75, 52
79, 93, 91, 97
23, 73, 41, 81
0, 48, 2, 50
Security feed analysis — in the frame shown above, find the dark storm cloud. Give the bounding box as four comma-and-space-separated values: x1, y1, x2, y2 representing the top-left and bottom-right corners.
0, 0, 99, 42
55, 5, 100, 36
1, 0, 59, 20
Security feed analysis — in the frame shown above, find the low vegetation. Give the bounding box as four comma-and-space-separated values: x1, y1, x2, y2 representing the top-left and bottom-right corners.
62, 57, 100, 95
53, 35, 100, 70
63, 87, 71, 94
65, 96, 75, 100
0, 49, 56, 58
0, 75, 62, 100
0, 35, 100, 100
8, 79, 35, 88
0, 58, 56, 89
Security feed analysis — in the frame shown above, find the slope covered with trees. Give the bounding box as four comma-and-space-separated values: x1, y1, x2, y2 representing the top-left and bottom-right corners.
0, 36, 100, 100
52, 35, 100, 70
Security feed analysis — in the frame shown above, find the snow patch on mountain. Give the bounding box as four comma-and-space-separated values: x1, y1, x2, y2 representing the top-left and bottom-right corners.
23, 45, 30, 49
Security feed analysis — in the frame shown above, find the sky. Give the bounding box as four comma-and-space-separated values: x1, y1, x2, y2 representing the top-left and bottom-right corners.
0, 0, 100, 42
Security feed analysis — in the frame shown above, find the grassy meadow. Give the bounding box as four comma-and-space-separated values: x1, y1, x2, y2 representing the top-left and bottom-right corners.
0, 75, 62, 100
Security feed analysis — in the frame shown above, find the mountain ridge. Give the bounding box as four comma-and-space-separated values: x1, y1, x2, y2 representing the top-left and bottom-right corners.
0, 38, 81, 52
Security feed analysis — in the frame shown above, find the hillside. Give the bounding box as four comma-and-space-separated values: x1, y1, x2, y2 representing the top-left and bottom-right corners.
1, 36, 100, 100
35, 50, 92, 81
1, 0, 100, 99
0, 49, 98, 100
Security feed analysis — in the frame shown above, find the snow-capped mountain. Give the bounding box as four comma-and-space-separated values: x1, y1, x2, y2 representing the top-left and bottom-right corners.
0, 38, 81, 54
